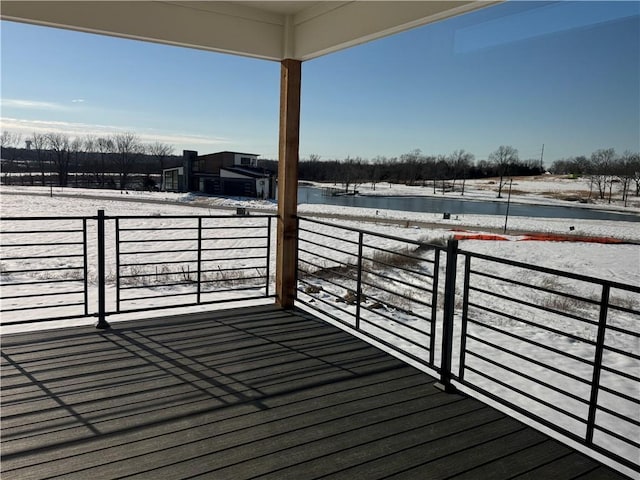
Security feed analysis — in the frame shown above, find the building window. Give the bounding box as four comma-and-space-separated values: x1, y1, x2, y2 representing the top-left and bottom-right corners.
240, 157, 253, 166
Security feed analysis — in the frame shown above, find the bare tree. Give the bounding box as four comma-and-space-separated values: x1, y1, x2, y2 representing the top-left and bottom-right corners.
447, 149, 474, 195
618, 151, 639, 206
46, 132, 72, 187
488, 145, 519, 198
1, 131, 23, 184
96, 136, 114, 187
148, 141, 174, 177
30, 132, 51, 186
589, 148, 616, 200
112, 132, 143, 189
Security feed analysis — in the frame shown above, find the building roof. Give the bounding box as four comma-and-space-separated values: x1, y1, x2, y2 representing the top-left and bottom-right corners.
1, 1, 500, 61
200, 151, 260, 158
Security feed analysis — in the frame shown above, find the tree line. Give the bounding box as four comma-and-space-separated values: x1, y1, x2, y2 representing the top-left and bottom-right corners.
261, 146, 543, 197
1, 131, 176, 190
549, 149, 640, 205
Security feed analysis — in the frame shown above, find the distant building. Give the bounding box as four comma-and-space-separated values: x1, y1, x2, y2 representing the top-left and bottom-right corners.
162, 150, 275, 199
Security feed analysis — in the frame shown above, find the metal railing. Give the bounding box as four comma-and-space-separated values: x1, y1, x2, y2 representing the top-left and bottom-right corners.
296, 217, 443, 370
0, 210, 275, 327
0, 216, 90, 324
1, 212, 637, 473
295, 217, 639, 474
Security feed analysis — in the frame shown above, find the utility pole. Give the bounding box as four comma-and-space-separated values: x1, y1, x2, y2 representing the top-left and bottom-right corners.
540, 144, 545, 170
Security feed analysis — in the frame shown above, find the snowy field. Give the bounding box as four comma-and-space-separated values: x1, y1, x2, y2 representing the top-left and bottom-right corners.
1, 181, 639, 477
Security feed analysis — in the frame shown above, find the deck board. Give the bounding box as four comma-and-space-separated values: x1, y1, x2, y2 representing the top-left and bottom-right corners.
1, 305, 630, 479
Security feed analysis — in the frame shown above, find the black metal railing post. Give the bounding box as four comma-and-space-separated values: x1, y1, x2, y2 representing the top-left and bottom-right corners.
196, 217, 202, 304
266, 216, 272, 297
82, 218, 89, 316
586, 283, 610, 444
95, 210, 110, 329
355, 231, 364, 330
458, 254, 472, 381
429, 249, 441, 366
436, 238, 458, 392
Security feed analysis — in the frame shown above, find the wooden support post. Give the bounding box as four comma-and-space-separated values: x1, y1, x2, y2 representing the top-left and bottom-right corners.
276, 59, 301, 308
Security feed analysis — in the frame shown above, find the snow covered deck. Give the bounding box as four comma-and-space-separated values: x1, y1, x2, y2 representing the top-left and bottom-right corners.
1, 304, 628, 479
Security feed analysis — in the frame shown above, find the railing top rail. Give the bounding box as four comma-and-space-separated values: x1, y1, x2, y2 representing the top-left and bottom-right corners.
1, 213, 277, 222
1, 216, 92, 221
298, 215, 447, 251
109, 214, 276, 220
460, 248, 640, 293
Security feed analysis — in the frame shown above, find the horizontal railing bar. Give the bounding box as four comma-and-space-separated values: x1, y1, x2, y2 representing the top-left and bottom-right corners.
470, 268, 601, 307
603, 343, 640, 362
1, 301, 85, 312
119, 260, 198, 268
465, 349, 590, 406
120, 291, 196, 302
202, 266, 264, 274
0, 312, 95, 325
594, 423, 640, 451
1, 290, 84, 300
0, 278, 83, 287
297, 268, 355, 295
0, 216, 92, 221
118, 238, 198, 243
360, 305, 432, 339
111, 214, 275, 220
463, 364, 588, 424
461, 250, 640, 293
202, 235, 269, 241
299, 216, 446, 251
466, 317, 595, 367
300, 236, 358, 258
0, 254, 84, 261
295, 296, 440, 372
118, 226, 196, 232
360, 279, 434, 310
595, 403, 640, 428
466, 331, 592, 386
361, 268, 434, 296
455, 376, 587, 446
201, 278, 266, 287
2, 266, 83, 274
119, 248, 199, 255
0, 229, 83, 234
121, 283, 268, 304
201, 245, 267, 252
600, 364, 640, 383
119, 280, 197, 290
604, 322, 640, 337
298, 248, 356, 273
362, 252, 435, 278
470, 284, 600, 327
607, 303, 640, 316
120, 267, 265, 280
298, 258, 356, 286
598, 383, 640, 405
116, 292, 272, 314
298, 225, 360, 247
468, 300, 597, 345
201, 255, 267, 263
1, 241, 84, 247
298, 252, 356, 277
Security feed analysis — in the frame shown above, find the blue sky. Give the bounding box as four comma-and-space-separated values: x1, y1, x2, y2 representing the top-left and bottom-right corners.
1, 1, 638, 164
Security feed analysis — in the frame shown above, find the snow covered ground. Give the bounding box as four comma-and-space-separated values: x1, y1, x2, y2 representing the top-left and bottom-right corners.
1, 180, 638, 477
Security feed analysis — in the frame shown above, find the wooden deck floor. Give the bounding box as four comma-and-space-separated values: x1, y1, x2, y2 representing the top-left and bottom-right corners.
1, 305, 629, 479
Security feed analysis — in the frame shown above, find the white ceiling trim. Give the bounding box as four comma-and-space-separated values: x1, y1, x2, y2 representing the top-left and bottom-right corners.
1, 1, 501, 62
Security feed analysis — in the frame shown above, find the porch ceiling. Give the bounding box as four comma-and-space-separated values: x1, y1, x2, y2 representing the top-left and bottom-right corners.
0, 1, 501, 61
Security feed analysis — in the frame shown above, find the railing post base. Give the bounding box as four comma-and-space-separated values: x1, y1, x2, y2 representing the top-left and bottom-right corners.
434, 381, 458, 394
95, 319, 111, 330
